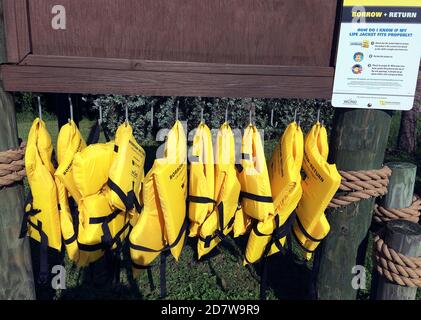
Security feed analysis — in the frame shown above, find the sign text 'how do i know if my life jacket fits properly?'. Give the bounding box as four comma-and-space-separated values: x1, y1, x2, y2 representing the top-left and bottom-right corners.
332, 0, 421, 110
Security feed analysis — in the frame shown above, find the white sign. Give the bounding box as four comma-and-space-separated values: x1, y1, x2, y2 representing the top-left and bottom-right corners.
332, 0, 421, 110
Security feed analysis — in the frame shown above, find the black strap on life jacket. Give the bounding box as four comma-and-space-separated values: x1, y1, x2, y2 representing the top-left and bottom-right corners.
86, 120, 111, 145
19, 192, 50, 284
197, 202, 236, 249
107, 179, 142, 213
78, 221, 131, 252
63, 197, 80, 245
294, 215, 324, 243
19, 192, 41, 239
235, 152, 252, 173
188, 195, 216, 205
240, 191, 273, 204
89, 209, 123, 248
259, 212, 296, 300
129, 218, 188, 298
242, 212, 296, 300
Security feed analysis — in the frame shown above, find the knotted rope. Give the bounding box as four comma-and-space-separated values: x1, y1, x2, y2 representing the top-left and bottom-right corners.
374, 195, 421, 224
328, 166, 392, 208
0, 142, 26, 187
374, 234, 421, 287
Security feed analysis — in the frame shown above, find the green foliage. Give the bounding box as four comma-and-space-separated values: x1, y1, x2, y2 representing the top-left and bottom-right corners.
92, 95, 335, 145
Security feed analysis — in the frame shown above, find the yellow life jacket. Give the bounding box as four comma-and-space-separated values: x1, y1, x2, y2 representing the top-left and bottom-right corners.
197, 123, 241, 259
73, 142, 133, 266
130, 120, 187, 268
244, 122, 304, 264
107, 124, 145, 213
21, 118, 61, 282
55, 120, 87, 203
293, 122, 341, 260
188, 123, 215, 237
238, 124, 273, 221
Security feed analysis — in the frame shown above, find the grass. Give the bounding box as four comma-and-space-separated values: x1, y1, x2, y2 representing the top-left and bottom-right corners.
16, 112, 420, 300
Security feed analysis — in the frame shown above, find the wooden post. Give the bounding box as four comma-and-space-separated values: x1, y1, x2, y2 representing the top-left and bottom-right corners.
314, 109, 392, 300
380, 162, 417, 210
0, 1, 36, 300
376, 220, 421, 300
371, 162, 418, 300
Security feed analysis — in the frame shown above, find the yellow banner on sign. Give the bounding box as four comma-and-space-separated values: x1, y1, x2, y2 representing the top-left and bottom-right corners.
344, 0, 421, 6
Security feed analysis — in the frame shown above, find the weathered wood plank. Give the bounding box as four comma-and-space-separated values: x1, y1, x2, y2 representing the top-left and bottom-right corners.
314, 109, 392, 300
20, 55, 335, 77
0, 85, 36, 300
0, 64, 334, 99
2, 0, 31, 63
0, 0, 6, 63
376, 220, 421, 300
28, 0, 338, 67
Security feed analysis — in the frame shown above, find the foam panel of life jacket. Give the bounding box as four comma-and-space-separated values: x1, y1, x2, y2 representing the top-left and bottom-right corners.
232, 205, 251, 238
72, 142, 115, 197
77, 189, 129, 266
188, 123, 215, 237
293, 123, 341, 260
238, 124, 274, 222
130, 121, 187, 268
72, 141, 129, 266
108, 124, 146, 212
244, 122, 304, 264
55, 120, 87, 204
198, 123, 241, 259
25, 118, 62, 251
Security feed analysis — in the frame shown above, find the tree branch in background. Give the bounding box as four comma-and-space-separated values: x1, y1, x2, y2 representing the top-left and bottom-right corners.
397, 75, 421, 155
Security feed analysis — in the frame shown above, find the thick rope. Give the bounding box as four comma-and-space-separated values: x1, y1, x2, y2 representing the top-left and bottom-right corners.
0, 142, 26, 187
328, 166, 392, 208
374, 235, 421, 287
374, 195, 421, 224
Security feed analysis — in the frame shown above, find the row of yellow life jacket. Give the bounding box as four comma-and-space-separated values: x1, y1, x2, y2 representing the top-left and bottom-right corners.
22, 118, 146, 283
187, 121, 342, 267
21, 117, 341, 295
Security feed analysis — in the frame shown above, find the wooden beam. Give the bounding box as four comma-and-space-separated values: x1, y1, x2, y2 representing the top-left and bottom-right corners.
0, 64, 334, 99
314, 109, 392, 300
20, 54, 335, 77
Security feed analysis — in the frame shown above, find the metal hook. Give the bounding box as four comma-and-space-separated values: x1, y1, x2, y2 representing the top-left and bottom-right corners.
37, 96, 42, 121
225, 107, 229, 124
294, 109, 298, 123
98, 105, 103, 125
150, 105, 154, 128
200, 106, 204, 124
125, 103, 129, 126
270, 109, 274, 127
175, 101, 179, 122
68, 95, 73, 123
317, 108, 321, 124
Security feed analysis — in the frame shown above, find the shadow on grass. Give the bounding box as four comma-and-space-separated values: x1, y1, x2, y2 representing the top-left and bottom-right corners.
231, 236, 313, 300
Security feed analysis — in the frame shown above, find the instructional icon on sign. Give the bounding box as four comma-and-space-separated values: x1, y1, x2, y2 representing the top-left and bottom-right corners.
353, 52, 364, 62
352, 64, 363, 75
